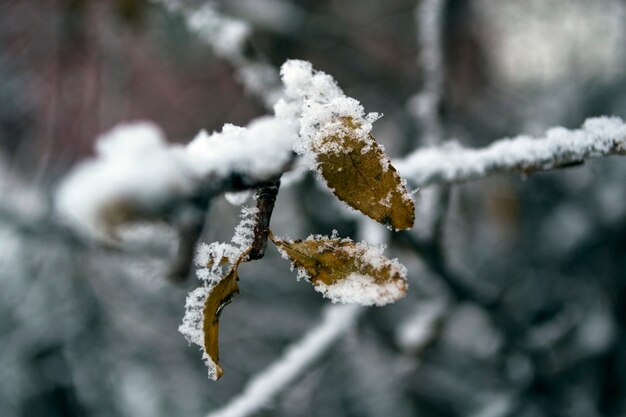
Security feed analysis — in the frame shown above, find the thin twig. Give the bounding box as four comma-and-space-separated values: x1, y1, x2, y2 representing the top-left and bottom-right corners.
411, 0, 447, 146
430, 185, 451, 243
248, 178, 281, 260
167, 199, 211, 282
205, 305, 362, 417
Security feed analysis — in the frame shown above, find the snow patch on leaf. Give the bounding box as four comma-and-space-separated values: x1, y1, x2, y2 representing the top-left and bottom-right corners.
195, 205, 258, 282
276, 60, 380, 159
195, 242, 240, 283
314, 272, 406, 306
276, 61, 414, 230
179, 286, 224, 381
272, 232, 408, 306
179, 286, 210, 349
179, 262, 240, 381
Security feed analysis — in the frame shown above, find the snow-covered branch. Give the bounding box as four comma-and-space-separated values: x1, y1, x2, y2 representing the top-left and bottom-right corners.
395, 116, 626, 187
55, 119, 297, 240
206, 305, 362, 417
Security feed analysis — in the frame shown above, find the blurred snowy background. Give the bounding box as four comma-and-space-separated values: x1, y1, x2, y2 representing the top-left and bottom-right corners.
1, 1, 626, 417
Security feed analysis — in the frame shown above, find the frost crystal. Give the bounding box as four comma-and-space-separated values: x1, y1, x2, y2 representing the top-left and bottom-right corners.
195, 242, 240, 283
232, 206, 259, 249
178, 286, 223, 380
179, 286, 210, 348
181, 205, 259, 379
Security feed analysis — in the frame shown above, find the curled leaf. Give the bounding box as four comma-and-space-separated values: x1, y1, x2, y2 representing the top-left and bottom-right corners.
202, 263, 240, 380
312, 117, 415, 230
179, 252, 244, 381
271, 232, 408, 306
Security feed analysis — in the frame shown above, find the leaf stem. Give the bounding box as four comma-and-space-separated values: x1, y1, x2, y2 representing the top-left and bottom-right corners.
247, 178, 281, 260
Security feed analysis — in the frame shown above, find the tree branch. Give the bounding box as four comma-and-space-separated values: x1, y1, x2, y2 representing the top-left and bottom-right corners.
395, 116, 626, 187
166, 199, 211, 282
206, 305, 362, 417
410, 0, 447, 146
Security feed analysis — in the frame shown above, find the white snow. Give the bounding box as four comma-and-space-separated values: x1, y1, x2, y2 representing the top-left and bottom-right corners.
275, 233, 408, 306
276, 60, 380, 159
55, 117, 297, 239
395, 116, 626, 187
185, 116, 298, 181
314, 272, 406, 307
231, 206, 259, 249
55, 122, 193, 240
194, 242, 241, 283
178, 286, 224, 381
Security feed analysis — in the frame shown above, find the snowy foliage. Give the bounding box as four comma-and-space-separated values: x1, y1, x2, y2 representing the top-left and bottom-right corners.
276, 60, 381, 159
274, 232, 408, 307
55, 57, 402, 242
4, 1, 626, 417
179, 204, 258, 379
178, 286, 216, 374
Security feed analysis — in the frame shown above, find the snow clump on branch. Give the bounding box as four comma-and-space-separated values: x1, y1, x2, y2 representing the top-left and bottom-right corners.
55, 118, 297, 240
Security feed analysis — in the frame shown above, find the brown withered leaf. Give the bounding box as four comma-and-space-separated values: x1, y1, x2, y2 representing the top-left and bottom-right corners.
271, 233, 408, 306
312, 117, 415, 230
202, 256, 242, 380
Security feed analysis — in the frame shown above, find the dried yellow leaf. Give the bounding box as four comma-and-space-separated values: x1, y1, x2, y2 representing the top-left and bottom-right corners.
312, 117, 415, 230
272, 233, 408, 306
202, 257, 242, 380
